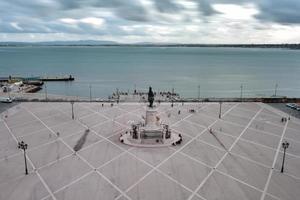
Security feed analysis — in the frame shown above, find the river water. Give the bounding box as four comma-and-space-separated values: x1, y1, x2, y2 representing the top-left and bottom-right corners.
0, 46, 300, 98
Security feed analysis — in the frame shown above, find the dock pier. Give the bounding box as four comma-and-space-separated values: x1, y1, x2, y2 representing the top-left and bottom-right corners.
39, 75, 74, 81
0, 75, 75, 82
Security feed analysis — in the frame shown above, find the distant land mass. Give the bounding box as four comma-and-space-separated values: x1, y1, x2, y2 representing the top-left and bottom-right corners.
0, 40, 119, 46
0, 40, 299, 49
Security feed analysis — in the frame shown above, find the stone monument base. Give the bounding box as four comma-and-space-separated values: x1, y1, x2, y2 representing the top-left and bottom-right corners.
119, 106, 182, 147
120, 131, 182, 147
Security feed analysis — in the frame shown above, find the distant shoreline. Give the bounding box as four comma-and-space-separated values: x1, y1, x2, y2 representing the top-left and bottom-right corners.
0, 43, 299, 50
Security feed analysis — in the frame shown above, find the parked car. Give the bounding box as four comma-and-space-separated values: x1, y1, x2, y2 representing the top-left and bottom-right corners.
286, 103, 300, 111
0, 97, 13, 103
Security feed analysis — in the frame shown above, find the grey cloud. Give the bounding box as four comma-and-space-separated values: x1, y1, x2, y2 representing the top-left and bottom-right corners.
195, 0, 219, 16
59, 0, 81, 9
1, 0, 300, 42
115, 6, 148, 22
0, 23, 22, 33
194, 0, 300, 24
93, 0, 150, 22
0, 0, 149, 35
152, 0, 183, 13
0, 20, 52, 34
256, 0, 300, 24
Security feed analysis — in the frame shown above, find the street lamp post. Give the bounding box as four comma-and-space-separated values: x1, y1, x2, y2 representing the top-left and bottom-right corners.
18, 141, 28, 175
116, 88, 120, 103
219, 102, 222, 119
45, 83, 47, 101
89, 84, 92, 102
281, 141, 289, 173
240, 84, 243, 102
198, 85, 200, 102
274, 83, 278, 97
71, 101, 74, 120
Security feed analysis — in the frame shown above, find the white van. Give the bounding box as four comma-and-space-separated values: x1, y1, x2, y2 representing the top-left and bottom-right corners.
0, 97, 13, 103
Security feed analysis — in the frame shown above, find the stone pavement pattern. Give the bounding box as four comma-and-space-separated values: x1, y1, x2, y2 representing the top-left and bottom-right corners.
0, 102, 300, 200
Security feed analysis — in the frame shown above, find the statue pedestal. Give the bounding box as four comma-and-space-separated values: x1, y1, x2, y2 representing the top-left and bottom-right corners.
143, 108, 162, 138
145, 108, 158, 127
120, 106, 182, 147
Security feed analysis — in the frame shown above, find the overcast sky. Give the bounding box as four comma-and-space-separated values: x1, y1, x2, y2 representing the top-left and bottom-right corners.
1, 0, 300, 43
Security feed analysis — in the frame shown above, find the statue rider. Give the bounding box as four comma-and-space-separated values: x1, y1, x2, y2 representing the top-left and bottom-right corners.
148, 87, 154, 108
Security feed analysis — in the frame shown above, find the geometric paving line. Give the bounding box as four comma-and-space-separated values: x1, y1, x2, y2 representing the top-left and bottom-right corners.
247, 127, 282, 138
201, 126, 280, 154
177, 150, 214, 168
177, 137, 273, 195
41, 146, 133, 200
114, 147, 195, 199
198, 170, 262, 200
27, 140, 73, 169
218, 118, 245, 129
126, 103, 240, 200
179, 146, 269, 195
61, 103, 290, 198
158, 152, 211, 191
260, 115, 290, 200
24, 106, 107, 198
51, 127, 131, 200
231, 139, 277, 167
84, 155, 133, 200
179, 139, 226, 167
229, 151, 272, 169
273, 168, 300, 180
266, 170, 300, 200
196, 133, 233, 152
119, 120, 214, 200
279, 138, 300, 157
130, 147, 208, 195
80, 104, 134, 122
116, 106, 146, 119
239, 137, 278, 151
227, 112, 253, 121
55, 106, 135, 199
54, 171, 121, 200
99, 152, 152, 191
187, 106, 263, 200
40, 171, 95, 200
125, 170, 193, 200
3, 102, 299, 200
113, 129, 213, 198
36, 153, 74, 171
274, 152, 300, 179
179, 135, 272, 171
0, 173, 50, 200
155, 168, 207, 200
241, 128, 281, 149
61, 130, 104, 153
2, 116, 57, 200
217, 154, 270, 190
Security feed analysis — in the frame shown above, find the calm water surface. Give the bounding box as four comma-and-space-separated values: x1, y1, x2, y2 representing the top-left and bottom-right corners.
0, 46, 300, 98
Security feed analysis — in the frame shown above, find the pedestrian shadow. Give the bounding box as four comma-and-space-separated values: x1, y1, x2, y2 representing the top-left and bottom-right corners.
73, 129, 89, 152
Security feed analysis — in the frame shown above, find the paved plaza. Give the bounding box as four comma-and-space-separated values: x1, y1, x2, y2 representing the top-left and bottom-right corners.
0, 102, 300, 200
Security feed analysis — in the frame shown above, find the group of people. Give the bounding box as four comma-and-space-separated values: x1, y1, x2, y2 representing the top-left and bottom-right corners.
172, 134, 182, 146
281, 117, 289, 122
